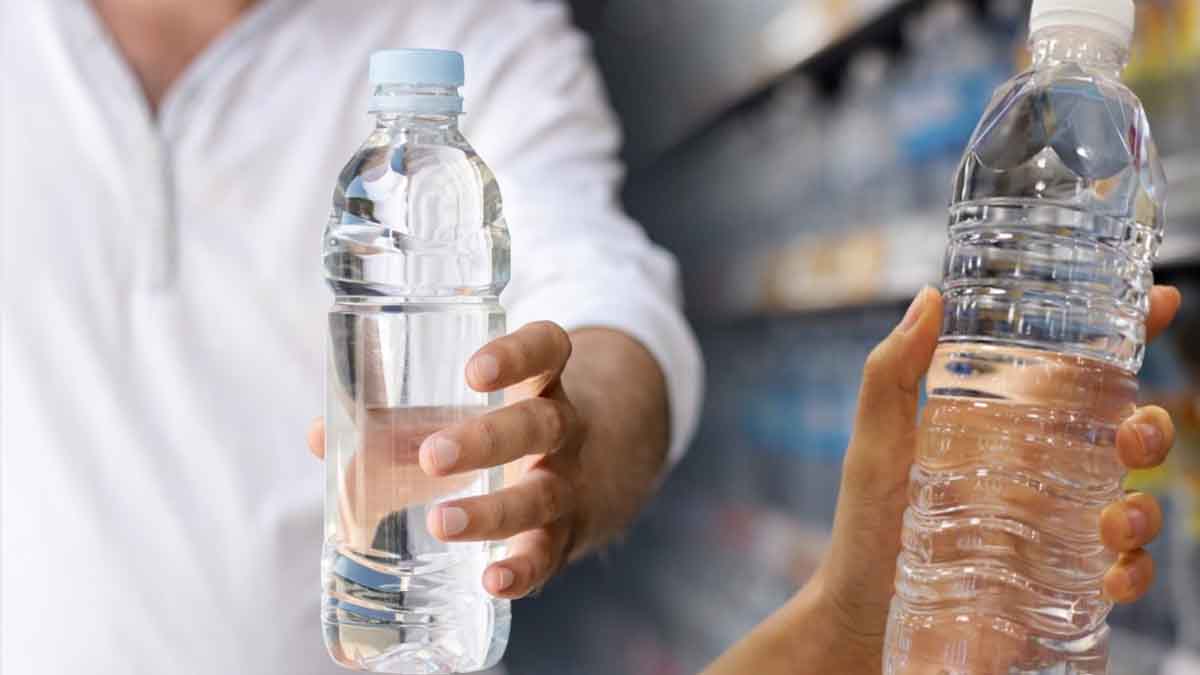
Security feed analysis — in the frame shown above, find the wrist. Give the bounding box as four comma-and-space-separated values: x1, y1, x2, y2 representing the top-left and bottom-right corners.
804, 569, 887, 674
561, 329, 676, 557
702, 578, 839, 675
560, 329, 670, 559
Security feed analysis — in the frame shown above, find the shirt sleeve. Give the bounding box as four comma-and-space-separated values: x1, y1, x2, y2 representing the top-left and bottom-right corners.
458, 0, 704, 466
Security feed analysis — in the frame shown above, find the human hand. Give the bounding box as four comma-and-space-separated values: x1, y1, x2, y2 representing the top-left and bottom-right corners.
703, 285, 1182, 675
816, 285, 1181, 672
310, 321, 587, 599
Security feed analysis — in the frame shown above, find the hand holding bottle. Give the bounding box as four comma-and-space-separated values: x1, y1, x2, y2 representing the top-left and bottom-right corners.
704, 285, 1180, 675
312, 321, 672, 601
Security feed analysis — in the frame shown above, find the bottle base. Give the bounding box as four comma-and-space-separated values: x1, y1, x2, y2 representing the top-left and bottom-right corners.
324, 622, 509, 674
322, 544, 510, 674
323, 612, 510, 674
884, 602, 1110, 675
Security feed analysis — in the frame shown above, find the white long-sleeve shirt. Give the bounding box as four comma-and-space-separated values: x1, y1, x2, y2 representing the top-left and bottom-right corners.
0, 1, 703, 672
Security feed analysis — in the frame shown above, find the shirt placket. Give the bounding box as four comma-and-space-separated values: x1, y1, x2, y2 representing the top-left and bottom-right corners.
138, 127, 176, 290
57, 0, 176, 291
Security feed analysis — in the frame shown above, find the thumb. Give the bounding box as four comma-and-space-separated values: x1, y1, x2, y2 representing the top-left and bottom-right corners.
842, 286, 942, 494
816, 286, 944, 655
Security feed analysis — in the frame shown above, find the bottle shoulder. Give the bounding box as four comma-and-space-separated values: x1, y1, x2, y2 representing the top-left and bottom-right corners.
336, 128, 503, 217
323, 124, 510, 298
954, 64, 1165, 232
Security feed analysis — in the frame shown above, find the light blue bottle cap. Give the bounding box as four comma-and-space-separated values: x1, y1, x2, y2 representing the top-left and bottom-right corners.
369, 49, 465, 87
369, 49, 465, 114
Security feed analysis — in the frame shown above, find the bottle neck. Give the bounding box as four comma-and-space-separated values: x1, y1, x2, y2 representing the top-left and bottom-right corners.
373, 111, 463, 143
1030, 26, 1128, 78
369, 83, 464, 116
371, 83, 464, 142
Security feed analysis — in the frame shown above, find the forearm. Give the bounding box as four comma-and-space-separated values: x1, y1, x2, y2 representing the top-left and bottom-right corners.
703, 584, 823, 675
703, 575, 879, 675
561, 327, 671, 558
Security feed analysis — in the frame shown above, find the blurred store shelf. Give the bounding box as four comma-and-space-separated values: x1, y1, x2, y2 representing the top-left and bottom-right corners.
571, 0, 985, 169
692, 153, 1200, 322
642, 0, 916, 167
1163, 153, 1200, 267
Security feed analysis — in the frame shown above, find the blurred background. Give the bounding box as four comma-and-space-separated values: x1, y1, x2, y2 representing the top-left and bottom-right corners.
497, 1, 1200, 674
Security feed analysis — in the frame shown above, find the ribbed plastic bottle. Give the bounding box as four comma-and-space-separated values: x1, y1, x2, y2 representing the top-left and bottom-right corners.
321, 49, 511, 674
883, 1, 1166, 673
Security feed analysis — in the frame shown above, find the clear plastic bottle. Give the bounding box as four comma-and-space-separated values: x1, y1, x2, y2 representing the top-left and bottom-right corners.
883, 1, 1166, 673
321, 49, 510, 674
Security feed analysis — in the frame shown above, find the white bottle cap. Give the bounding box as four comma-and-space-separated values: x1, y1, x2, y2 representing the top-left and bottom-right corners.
1030, 0, 1135, 48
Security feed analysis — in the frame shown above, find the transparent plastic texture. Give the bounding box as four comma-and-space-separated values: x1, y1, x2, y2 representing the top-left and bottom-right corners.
322, 93, 511, 674
942, 27, 1164, 371
324, 92, 509, 298
884, 26, 1166, 675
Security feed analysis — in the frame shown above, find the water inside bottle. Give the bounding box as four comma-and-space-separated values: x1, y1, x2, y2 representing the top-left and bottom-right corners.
887, 345, 1136, 674
323, 405, 508, 674
324, 136, 509, 299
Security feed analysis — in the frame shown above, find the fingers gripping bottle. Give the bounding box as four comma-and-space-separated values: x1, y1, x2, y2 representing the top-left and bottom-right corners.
884, 2, 1166, 674
321, 50, 511, 673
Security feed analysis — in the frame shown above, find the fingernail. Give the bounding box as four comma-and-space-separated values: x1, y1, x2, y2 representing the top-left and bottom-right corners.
1127, 507, 1148, 541
1135, 423, 1162, 460
440, 507, 469, 537
489, 566, 515, 592
897, 288, 927, 333
427, 436, 461, 471
471, 354, 500, 385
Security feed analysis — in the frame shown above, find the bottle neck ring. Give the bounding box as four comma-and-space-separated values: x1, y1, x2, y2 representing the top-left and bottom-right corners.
369, 83, 463, 115
1030, 26, 1129, 76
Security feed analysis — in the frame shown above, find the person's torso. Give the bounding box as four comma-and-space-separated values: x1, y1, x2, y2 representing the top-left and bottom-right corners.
1, 1, 527, 672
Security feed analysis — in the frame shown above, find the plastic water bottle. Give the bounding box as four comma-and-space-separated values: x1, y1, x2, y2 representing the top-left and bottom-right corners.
884, 2, 1166, 673
321, 49, 510, 674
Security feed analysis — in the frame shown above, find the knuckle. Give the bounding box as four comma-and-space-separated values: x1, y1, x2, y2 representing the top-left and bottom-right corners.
516, 327, 545, 367
539, 400, 569, 449
536, 475, 563, 522
549, 324, 572, 363
516, 402, 541, 445
475, 418, 500, 461
504, 495, 530, 534
531, 548, 556, 583
524, 530, 557, 574
490, 494, 509, 532
529, 321, 571, 367
519, 554, 545, 590
863, 344, 889, 378
857, 358, 887, 401
504, 547, 547, 594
